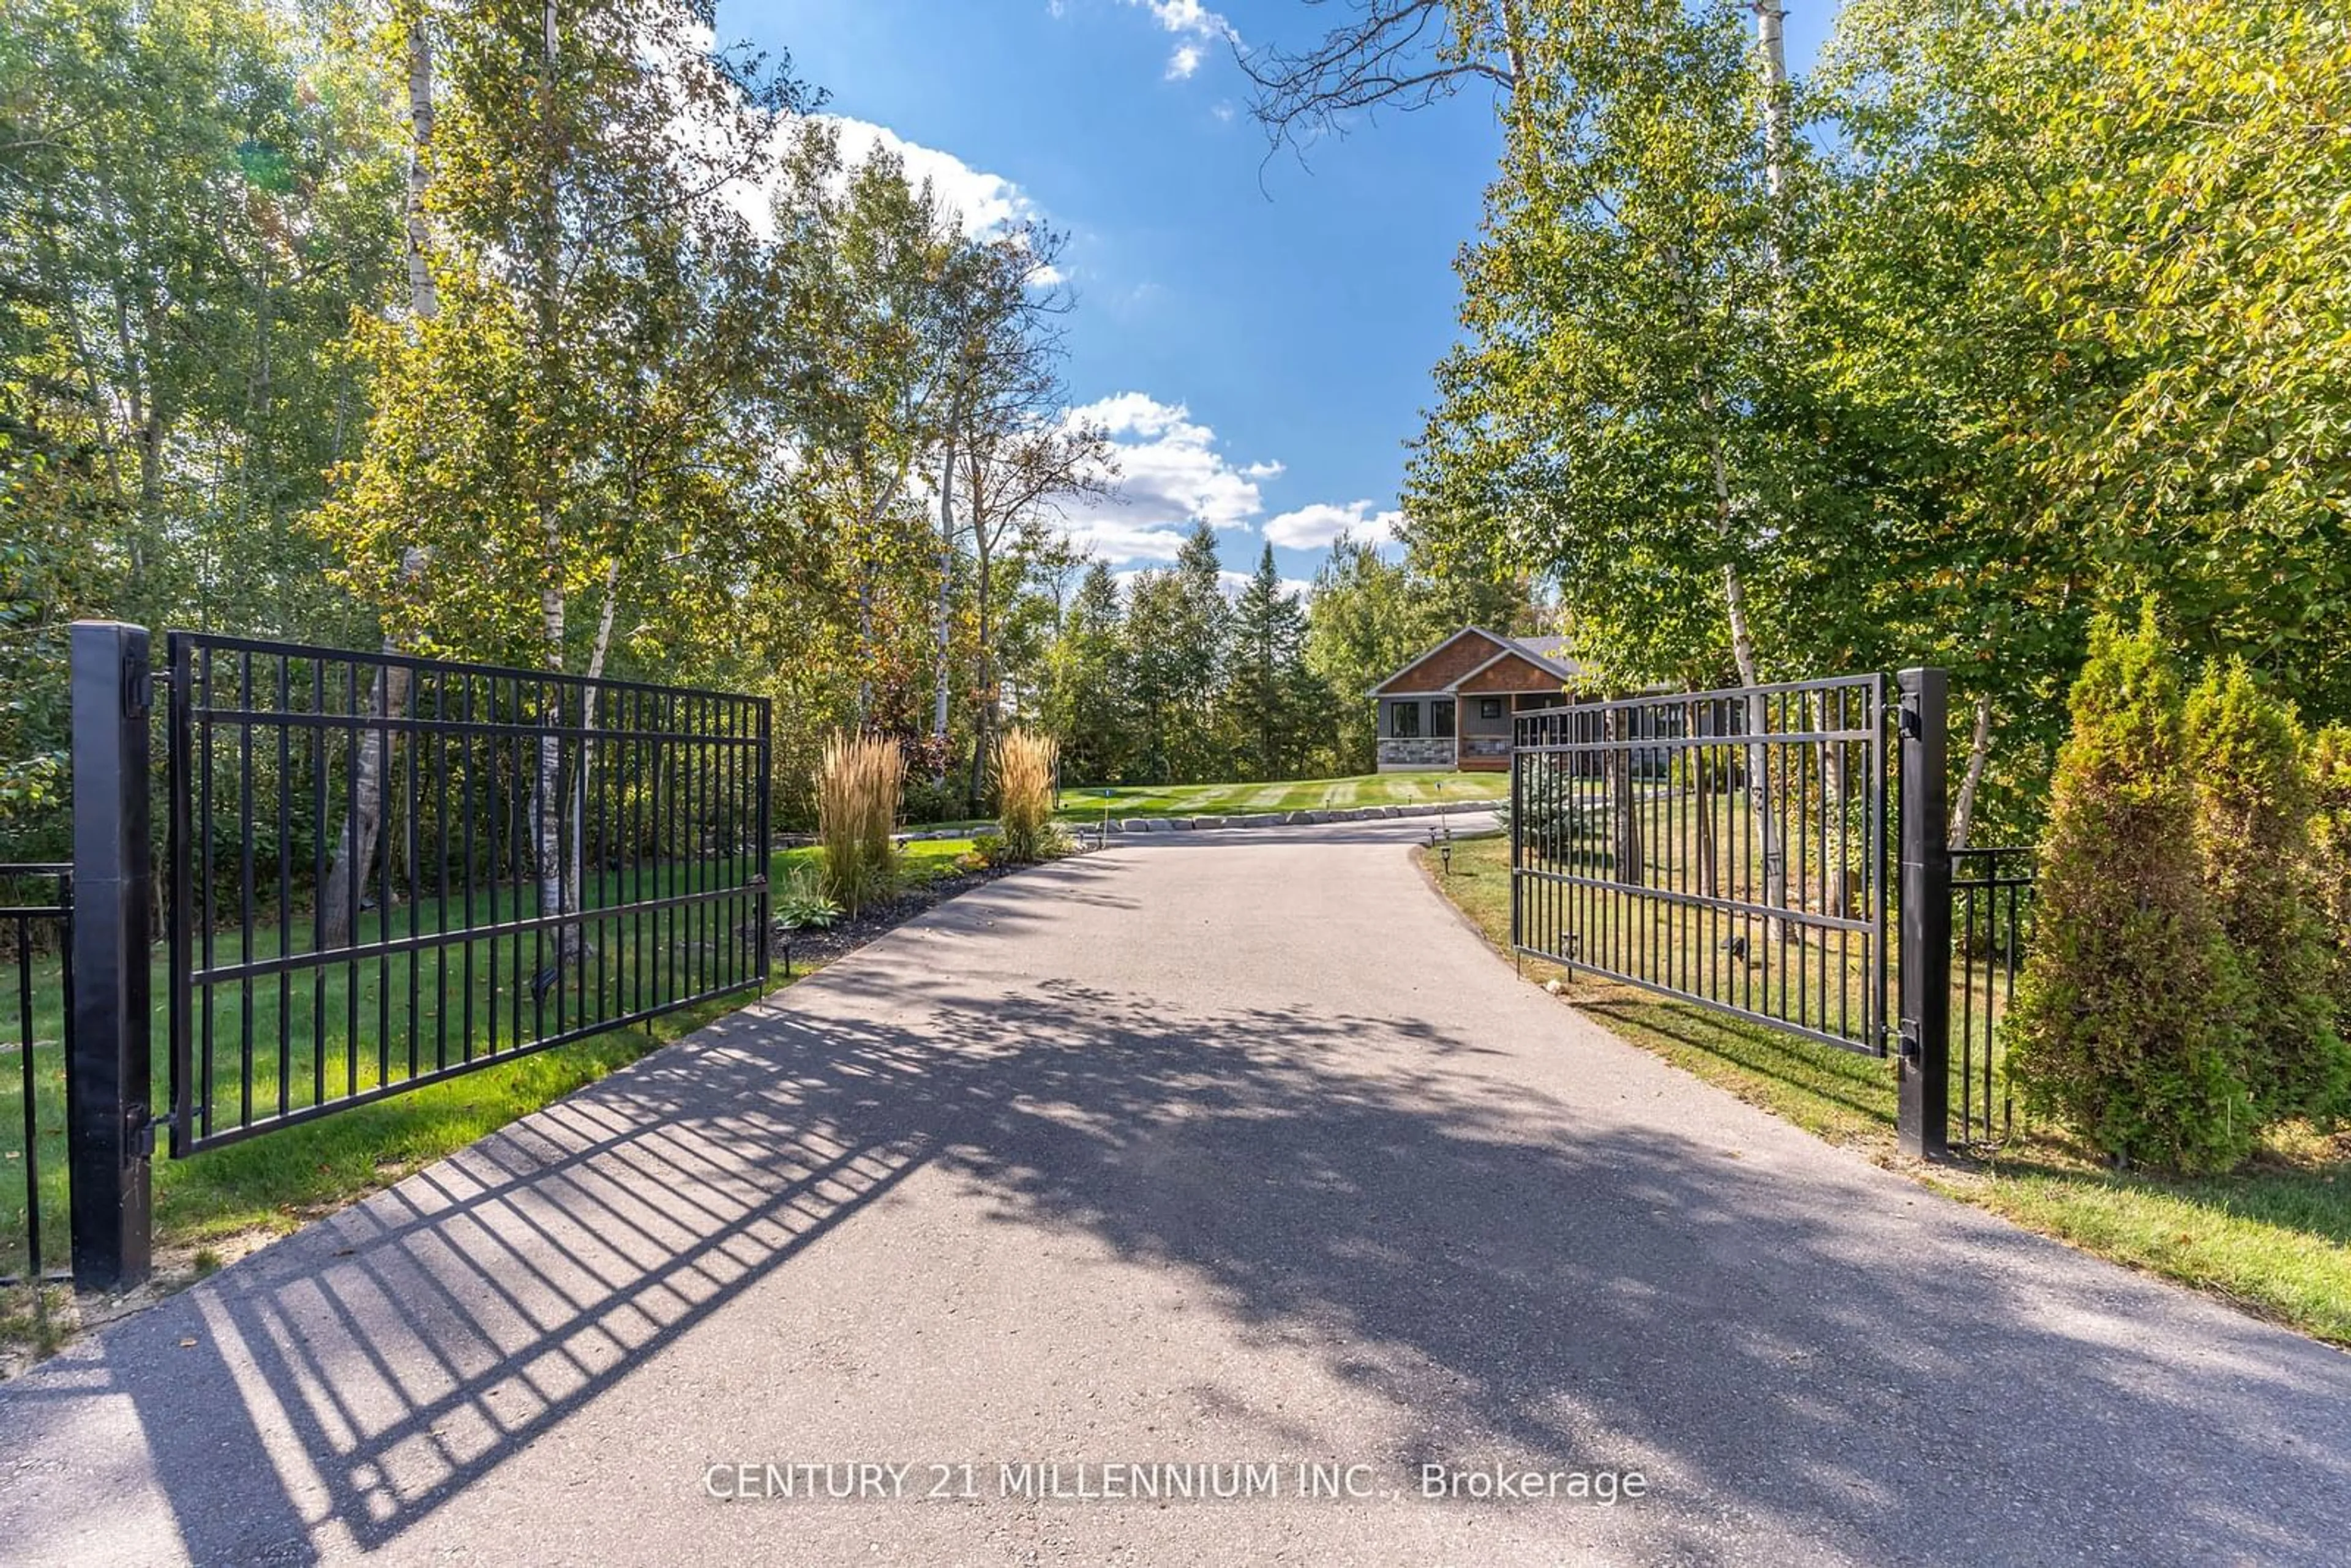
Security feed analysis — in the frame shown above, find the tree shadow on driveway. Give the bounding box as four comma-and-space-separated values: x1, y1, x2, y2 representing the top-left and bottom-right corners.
4, 932, 2348, 1565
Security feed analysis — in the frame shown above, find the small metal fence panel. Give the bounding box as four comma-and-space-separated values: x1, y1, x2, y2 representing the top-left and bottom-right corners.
1950, 845, 2033, 1148
165, 634, 771, 1155
1510, 675, 1889, 1056
2, 864, 71, 1285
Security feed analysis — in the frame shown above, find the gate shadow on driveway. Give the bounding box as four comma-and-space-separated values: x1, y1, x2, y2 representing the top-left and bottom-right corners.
9, 890, 2350, 1563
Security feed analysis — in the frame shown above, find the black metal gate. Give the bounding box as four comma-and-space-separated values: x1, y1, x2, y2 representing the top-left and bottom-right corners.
1510, 675, 1891, 1055
3, 865, 71, 1286
164, 634, 771, 1154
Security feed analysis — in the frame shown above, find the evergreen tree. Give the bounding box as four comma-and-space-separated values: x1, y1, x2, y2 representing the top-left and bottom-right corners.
1044, 561, 1132, 786
1122, 568, 1187, 785
2302, 726, 2351, 1100
2008, 606, 2254, 1172
2184, 661, 2351, 1124
1223, 543, 1319, 781
1306, 533, 1437, 775
1165, 522, 1234, 778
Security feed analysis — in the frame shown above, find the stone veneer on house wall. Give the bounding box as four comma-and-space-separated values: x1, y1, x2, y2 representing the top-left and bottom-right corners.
1377, 737, 1459, 770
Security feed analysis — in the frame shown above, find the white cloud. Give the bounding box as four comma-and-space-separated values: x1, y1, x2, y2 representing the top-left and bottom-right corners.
720, 114, 1040, 244
1060, 392, 1274, 563
1214, 569, 1316, 601
1262, 500, 1404, 550
1120, 0, 1237, 81
816, 116, 1035, 237
1116, 567, 1315, 602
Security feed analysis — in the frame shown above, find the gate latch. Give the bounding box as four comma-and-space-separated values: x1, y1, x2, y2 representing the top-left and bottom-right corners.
1896, 1017, 1922, 1064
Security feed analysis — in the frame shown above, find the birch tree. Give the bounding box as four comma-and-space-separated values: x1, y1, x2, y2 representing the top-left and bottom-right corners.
1256, 0, 1804, 913
315, 0, 804, 963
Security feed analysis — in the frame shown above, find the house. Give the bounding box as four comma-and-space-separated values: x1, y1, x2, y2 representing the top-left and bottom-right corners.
1368, 626, 1587, 771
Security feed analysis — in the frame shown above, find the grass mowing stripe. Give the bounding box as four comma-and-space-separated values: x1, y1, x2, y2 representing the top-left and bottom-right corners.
1052, 773, 1505, 822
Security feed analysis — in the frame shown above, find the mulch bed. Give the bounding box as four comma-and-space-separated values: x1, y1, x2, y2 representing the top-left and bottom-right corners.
773, 857, 1051, 977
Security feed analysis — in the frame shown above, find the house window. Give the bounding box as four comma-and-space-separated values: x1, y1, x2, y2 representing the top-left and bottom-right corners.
1479, 698, 1503, 720
1389, 701, 1421, 738
1431, 699, 1456, 736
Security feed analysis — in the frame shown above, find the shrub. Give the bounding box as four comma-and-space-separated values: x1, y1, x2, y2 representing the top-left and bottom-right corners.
900, 776, 967, 826
2007, 605, 2255, 1172
1493, 793, 1589, 842
993, 729, 1057, 863
2311, 726, 2351, 1068
2184, 661, 2351, 1125
816, 732, 902, 913
967, 830, 1008, 868
775, 868, 842, 931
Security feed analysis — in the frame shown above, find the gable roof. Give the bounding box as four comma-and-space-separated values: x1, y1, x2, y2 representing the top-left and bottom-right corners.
1452, 644, 1573, 692
1367, 625, 1584, 696
1365, 626, 1512, 696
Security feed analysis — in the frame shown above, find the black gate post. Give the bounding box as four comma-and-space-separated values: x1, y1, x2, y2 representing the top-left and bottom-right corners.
68, 621, 154, 1290
1896, 667, 1950, 1160
1509, 723, 1523, 955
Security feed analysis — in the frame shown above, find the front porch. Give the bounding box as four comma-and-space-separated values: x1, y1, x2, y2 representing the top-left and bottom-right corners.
1376, 735, 1512, 771
1376, 692, 1550, 772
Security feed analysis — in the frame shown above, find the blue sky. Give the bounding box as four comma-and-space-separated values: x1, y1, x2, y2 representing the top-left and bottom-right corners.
732, 1, 1839, 593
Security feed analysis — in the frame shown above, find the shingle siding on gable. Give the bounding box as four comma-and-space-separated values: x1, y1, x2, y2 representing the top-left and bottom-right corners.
1370, 631, 1510, 695
1455, 653, 1561, 696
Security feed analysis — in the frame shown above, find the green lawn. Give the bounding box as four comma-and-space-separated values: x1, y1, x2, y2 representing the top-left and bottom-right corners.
1, 838, 971, 1292
1055, 771, 1507, 822
1420, 833, 2351, 1347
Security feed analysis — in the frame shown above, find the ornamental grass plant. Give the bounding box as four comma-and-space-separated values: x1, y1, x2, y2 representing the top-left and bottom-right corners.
817, 732, 902, 913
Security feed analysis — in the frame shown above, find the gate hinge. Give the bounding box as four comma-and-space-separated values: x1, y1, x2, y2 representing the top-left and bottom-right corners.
1896, 1017, 1921, 1064
123, 655, 153, 719
129, 1106, 157, 1161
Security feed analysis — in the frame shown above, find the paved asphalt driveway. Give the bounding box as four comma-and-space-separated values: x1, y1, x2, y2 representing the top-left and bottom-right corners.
2, 817, 2347, 1566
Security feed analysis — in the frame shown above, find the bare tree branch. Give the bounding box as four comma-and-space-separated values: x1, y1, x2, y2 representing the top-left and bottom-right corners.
1240, 1, 1518, 156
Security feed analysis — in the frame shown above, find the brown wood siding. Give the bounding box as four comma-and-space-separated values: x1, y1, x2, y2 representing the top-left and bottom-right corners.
1455, 652, 1564, 696
1370, 631, 1510, 695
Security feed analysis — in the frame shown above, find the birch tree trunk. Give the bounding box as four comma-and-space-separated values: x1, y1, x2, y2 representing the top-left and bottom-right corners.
322, 15, 436, 947
531, 0, 576, 965
1950, 694, 1993, 849
1712, 429, 1785, 929
566, 556, 623, 917
320, 644, 412, 947
404, 15, 438, 320
1738, 0, 1794, 926
964, 498, 997, 816
929, 441, 955, 773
